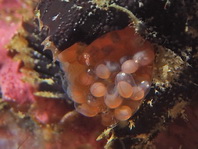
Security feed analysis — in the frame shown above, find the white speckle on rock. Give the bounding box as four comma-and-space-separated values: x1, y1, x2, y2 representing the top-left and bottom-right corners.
52, 13, 60, 21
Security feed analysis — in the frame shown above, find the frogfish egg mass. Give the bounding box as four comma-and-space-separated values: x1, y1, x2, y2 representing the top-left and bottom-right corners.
58, 26, 154, 126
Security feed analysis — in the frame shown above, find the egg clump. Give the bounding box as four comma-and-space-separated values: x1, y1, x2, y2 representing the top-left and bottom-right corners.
58, 26, 154, 126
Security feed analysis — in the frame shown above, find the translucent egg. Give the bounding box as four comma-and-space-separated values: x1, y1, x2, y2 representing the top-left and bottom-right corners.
104, 91, 123, 109
133, 49, 154, 66
117, 81, 133, 98
114, 106, 133, 121
75, 103, 99, 117
115, 72, 136, 86
95, 64, 111, 79
131, 87, 145, 101
90, 82, 107, 97
121, 59, 139, 74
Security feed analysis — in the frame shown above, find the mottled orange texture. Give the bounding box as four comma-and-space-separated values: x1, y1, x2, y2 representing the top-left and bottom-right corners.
58, 26, 155, 125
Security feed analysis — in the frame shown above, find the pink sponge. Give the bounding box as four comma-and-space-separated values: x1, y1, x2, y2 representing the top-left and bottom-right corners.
0, 4, 35, 104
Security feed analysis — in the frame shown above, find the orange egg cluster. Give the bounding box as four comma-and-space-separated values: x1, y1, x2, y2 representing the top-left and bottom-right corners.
58, 26, 154, 126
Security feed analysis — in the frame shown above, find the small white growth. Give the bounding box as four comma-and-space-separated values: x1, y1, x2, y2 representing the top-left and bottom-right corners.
72, 4, 83, 10
138, 2, 144, 8
52, 13, 60, 21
